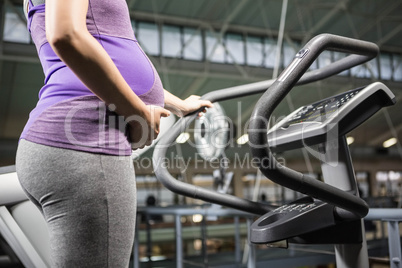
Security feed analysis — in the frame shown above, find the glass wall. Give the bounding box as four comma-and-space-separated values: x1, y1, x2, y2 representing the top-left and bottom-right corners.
137, 22, 160, 55
3, 4, 402, 82
183, 28, 203, 61
3, 7, 30, 44
205, 30, 225, 63
226, 33, 245, 65
246, 36, 263, 66
162, 25, 182, 58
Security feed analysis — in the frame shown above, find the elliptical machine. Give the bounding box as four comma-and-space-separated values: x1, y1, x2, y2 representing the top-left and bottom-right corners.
248, 77, 395, 267
153, 34, 397, 268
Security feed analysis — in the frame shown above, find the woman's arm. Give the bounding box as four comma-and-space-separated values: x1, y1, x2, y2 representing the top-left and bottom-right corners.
45, 0, 170, 148
164, 89, 213, 117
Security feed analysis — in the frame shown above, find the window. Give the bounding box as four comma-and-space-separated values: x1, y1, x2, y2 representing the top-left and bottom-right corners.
376, 171, 402, 197
282, 42, 297, 67
350, 58, 377, 79
246, 36, 263, 66
3, 9, 30, 43
366, 58, 379, 79
205, 30, 225, 63
183, 28, 203, 61
328, 52, 346, 75
264, 38, 277, 68
380, 53, 392, 80
162, 25, 182, 58
351, 65, 367, 78
226, 33, 245, 65
136, 22, 160, 55
318, 50, 332, 69
392, 54, 402, 81
5, 10, 402, 82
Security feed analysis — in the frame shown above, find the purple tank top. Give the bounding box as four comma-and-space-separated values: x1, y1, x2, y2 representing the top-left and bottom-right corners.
20, 0, 164, 156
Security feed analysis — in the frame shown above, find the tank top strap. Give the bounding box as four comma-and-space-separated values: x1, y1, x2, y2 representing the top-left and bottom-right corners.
26, 0, 45, 33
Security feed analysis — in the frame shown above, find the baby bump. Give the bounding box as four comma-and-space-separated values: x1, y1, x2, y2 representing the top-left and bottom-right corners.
97, 35, 161, 96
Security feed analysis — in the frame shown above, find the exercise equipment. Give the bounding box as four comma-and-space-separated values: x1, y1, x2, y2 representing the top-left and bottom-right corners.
153, 34, 380, 215
246, 34, 396, 267
194, 103, 230, 161
0, 166, 51, 268
153, 34, 397, 268
132, 113, 176, 159
249, 82, 395, 267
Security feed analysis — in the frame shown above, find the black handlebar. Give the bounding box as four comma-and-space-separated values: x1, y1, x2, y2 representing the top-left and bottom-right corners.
153, 34, 377, 216
248, 34, 378, 218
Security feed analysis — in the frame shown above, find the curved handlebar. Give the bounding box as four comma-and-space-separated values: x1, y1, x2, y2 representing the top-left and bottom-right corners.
153, 34, 377, 215
248, 34, 378, 217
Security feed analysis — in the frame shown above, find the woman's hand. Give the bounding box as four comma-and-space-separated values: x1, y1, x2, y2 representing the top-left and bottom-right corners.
164, 90, 213, 117
128, 105, 170, 150
180, 95, 213, 117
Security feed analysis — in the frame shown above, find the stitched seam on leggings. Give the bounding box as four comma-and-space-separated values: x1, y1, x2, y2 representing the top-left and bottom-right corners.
98, 154, 110, 267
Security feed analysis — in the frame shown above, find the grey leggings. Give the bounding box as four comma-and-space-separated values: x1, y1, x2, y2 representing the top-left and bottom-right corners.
16, 139, 136, 267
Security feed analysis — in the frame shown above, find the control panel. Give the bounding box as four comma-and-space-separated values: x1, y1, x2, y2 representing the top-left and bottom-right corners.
284, 87, 362, 127
267, 82, 395, 152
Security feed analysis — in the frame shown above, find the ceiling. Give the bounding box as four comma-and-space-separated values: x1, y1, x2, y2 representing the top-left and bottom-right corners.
1, 0, 402, 165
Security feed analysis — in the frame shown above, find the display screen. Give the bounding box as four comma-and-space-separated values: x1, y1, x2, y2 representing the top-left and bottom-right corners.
284, 87, 363, 126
